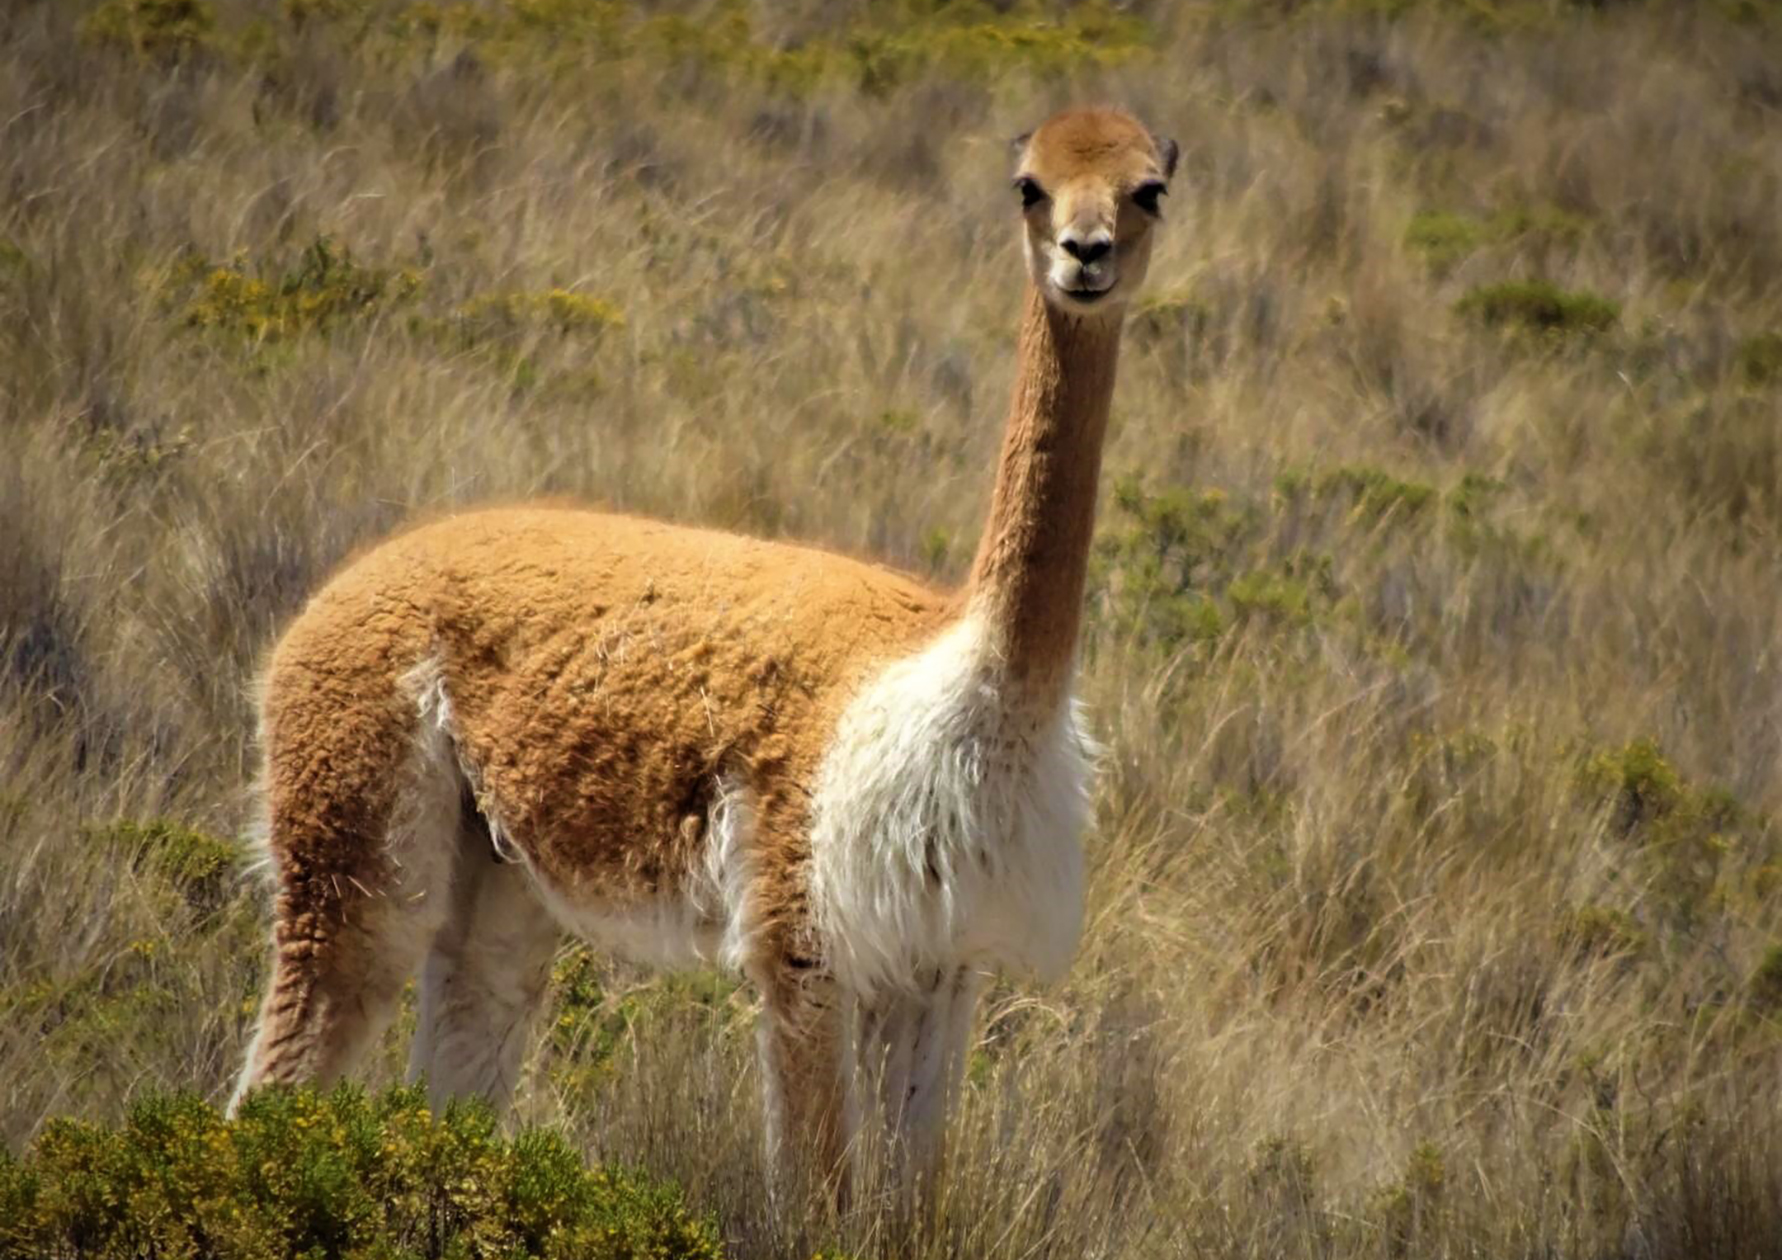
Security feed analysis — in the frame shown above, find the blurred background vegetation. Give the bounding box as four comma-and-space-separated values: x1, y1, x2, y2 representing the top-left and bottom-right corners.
2, 0, 1781, 1256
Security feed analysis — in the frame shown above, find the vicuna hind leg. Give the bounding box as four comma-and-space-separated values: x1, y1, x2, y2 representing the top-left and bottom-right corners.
860, 966, 983, 1206
406, 806, 560, 1113
230, 720, 461, 1113
755, 958, 857, 1205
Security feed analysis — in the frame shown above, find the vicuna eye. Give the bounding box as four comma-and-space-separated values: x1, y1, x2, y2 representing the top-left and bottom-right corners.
1013, 176, 1047, 209
1132, 181, 1167, 216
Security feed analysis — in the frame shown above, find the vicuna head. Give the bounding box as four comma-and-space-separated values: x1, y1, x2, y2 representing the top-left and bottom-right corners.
1012, 107, 1179, 315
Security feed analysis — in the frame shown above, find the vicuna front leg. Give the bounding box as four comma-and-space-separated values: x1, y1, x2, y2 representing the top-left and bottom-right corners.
407, 825, 560, 1112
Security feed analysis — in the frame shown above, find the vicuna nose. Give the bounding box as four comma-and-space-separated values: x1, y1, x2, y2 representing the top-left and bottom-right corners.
1060, 232, 1112, 265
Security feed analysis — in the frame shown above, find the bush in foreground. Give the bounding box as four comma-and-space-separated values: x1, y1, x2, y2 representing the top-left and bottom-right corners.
0, 1084, 722, 1260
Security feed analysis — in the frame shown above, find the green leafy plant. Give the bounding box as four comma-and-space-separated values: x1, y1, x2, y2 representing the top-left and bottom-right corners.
1404, 210, 1483, 273
1090, 478, 1254, 651
0, 1085, 723, 1260
85, 817, 238, 912
174, 236, 421, 345
1574, 737, 1761, 934
1406, 205, 1594, 273
1736, 331, 1782, 386
1559, 903, 1647, 959
1371, 1141, 1446, 1257
1455, 279, 1619, 338
1311, 465, 1438, 522
1750, 944, 1782, 1010
368, 0, 1149, 92
1130, 287, 1212, 343
456, 288, 626, 337
81, 0, 217, 59
1576, 736, 1689, 835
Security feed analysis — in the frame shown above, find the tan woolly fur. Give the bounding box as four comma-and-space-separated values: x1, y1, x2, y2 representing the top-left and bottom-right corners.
232, 106, 1177, 1201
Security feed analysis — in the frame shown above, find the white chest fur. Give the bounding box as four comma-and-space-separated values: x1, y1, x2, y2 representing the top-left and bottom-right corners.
808, 617, 1094, 998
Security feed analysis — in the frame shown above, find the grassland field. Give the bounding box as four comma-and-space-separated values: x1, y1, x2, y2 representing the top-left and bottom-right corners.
3, 0, 1782, 1256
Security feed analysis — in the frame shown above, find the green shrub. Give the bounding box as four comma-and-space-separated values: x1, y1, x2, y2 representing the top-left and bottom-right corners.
1130, 287, 1212, 343
85, 817, 238, 912
1228, 565, 1324, 627
0, 1085, 722, 1260
1455, 279, 1618, 338
80, 0, 217, 59
1750, 944, 1782, 1010
1090, 479, 1252, 651
1406, 205, 1593, 272
1404, 211, 1482, 273
83, 422, 195, 481
547, 944, 631, 1087
1313, 465, 1438, 522
1370, 1141, 1446, 1256
1559, 904, 1647, 959
371, 0, 1149, 92
1283, 462, 1535, 561
1576, 736, 1685, 834
544, 949, 743, 1102
456, 288, 626, 337
283, 0, 370, 26
1736, 331, 1782, 386
0, 792, 29, 833
834, 4, 1150, 95
1573, 738, 1768, 938
919, 526, 953, 573
1246, 1134, 1318, 1198
173, 236, 421, 345
1490, 203, 1592, 246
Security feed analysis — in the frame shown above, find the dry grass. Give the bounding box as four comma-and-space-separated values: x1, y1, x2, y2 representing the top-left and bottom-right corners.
4, 0, 1782, 1255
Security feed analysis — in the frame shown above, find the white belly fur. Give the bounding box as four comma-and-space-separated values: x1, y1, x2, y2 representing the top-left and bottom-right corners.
406, 652, 760, 974
493, 772, 762, 974
808, 616, 1094, 998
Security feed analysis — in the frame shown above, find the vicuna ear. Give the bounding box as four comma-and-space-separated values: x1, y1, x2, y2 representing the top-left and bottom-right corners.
1154, 134, 1179, 179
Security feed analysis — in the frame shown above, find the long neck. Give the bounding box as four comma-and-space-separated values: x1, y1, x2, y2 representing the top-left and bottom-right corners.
966, 283, 1123, 709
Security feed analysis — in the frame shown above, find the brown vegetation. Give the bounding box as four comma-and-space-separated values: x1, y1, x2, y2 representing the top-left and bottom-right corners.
3, 1, 1782, 1256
